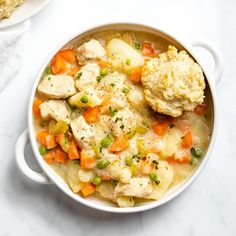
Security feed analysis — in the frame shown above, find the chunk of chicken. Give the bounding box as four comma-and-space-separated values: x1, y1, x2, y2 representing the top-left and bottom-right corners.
70, 116, 95, 149
69, 89, 102, 108
77, 39, 106, 61
39, 100, 70, 123
114, 177, 153, 198
75, 63, 100, 90
106, 38, 144, 74
98, 182, 116, 202
111, 107, 143, 137
146, 161, 174, 200
38, 75, 76, 99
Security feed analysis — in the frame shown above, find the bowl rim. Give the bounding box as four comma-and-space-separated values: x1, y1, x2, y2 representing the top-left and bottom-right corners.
27, 22, 218, 213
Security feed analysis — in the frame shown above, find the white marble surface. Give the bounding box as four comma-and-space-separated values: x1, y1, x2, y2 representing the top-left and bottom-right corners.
0, 0, 236, 235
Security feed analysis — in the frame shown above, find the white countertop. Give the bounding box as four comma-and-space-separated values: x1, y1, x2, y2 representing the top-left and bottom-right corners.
0, 0, 236, 235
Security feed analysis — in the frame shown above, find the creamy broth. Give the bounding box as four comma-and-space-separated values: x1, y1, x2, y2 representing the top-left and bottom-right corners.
33, 30, 212, 207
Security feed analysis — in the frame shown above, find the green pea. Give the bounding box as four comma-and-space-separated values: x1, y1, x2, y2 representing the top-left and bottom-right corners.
45, 66, 52, 74
125, 156, 132, 166
126, 58, 131, 65
191, 147, 202, 158
100, 68, 108, 77
100, 135, 113, 148
92, 176, 102, 185
190, 157, 198, 166
97, 159, 109, 169
39, 145, 48, 156
149, 172, 158, 182
80, 95, 89, 104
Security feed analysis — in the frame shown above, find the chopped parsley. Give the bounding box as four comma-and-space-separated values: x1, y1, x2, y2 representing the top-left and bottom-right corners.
152, 160, 159, 169
120, 124, 124, 129
110, 83, 115, 87
96, 76, 103, 83
134, 42, 141, 50
109, 106, 118, 117
77, 72, 83, 79
115, 117, 123, 123
122, 87, 130, 94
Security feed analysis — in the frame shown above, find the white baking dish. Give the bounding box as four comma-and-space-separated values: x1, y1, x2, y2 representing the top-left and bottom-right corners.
15, 23, 223, 213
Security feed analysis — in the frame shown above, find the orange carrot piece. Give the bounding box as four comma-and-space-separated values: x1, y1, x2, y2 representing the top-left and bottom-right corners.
51, 55, 67, 75
150, 147, 160, 154
68, 140, 80, 160
82, 107, 100, 123
53, 148, 68, 164
194, 104, 206, 116
67, 66, 80, 77
152, 121, 169, 136
58, 49, 76, 64
140, 160, 154, 175
32, 99, 43, 118
166, 153, 190, 164
43, 151, 54, 164
99, 60, 111, 68
80, 151, 95, 169
37, 130, 57, 149
181, 131, 193, 148
141, 42, 155, 57
130, 67, 142, 82
81, 183, 96, 196
109, 136, 129, 152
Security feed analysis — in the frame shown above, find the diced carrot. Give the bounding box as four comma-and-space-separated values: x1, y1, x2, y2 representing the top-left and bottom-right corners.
67, 66, 80, 77
37, 130, 57, 149
83, 107, 100, 123
194, 104, 206, 116
58, 49, 76, 64
109, 136, 129, 152
99, 60, 111, 68
150, 147, 160, 154
43, 151, 54, 164
80, 151, 95, 169
141, 42, 155, 57
152, 121, 169, 136
130, 67, 142, 82
51, 54, 67, 75
53, 148, 68, 164
140, 160, 154, 175
166, 153, 190, 164
68, 140, 80, 160
32, 99, 43, 118
81, 183, 96, 196
181, 131, 193, 148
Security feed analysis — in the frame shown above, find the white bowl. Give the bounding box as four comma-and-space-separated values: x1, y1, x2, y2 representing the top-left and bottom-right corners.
15, 23, 223, 213
0, 0, 52, 29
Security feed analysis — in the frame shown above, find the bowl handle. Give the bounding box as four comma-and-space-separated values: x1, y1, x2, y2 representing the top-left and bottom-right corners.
15, 129, 51, 184
191, 41, 223, 86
